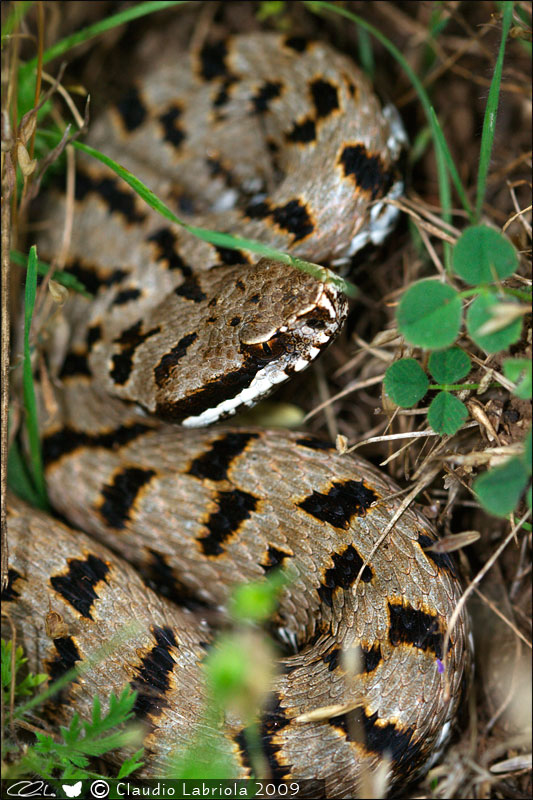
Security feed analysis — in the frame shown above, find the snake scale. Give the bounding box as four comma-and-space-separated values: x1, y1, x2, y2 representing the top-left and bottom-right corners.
5, 31, 470, 797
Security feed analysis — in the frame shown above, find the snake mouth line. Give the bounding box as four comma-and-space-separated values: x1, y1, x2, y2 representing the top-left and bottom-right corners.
178, 342, 325, 428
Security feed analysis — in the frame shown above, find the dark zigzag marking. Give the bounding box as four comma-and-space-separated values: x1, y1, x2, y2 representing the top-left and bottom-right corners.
187, 432, 259, 481
245, 197, 314, 242
111, 287, 141, 306
283, 36, 308, 52
59, 350, 91, 379
116, 86, 147, 131
50, 554, 109, 619
330, 709, 423, 771
1, 568, 22, 601
147, 227, 192, 275
339, 143, 393, 201
272, 199, 314, 241
110, 320, 161, 385
131, 626, 178, 720
158, 104, 186, 149
174, 277, 207, 303
42, 422, 153, 468
47, 636, 81, 682
417, 533, 457, 577
310, 78, 340, 118
260, 545, 293, 574
213, 77, 236, 108
198, 489, 258, 556
318, 544, 373, 608
87, 323, 102, 350
295, 435, 335, 451
215, 246, 249, 265
388, 601, 446, 660
298, 479, 377, 529
199, 40, 229, 80
75, 171, 146, 224
64, 260, 130, 295
154, 333, 198, 389
252, 80, 283, 113
235, 692, 292, 780
286, 118, 316, 144
99, 467, 156, 529
322, 642, 382, 673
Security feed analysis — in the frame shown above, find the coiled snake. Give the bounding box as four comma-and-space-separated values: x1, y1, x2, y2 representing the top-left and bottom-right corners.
5, 32, 470, 797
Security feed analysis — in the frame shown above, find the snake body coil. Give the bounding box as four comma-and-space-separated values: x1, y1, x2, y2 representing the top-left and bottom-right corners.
5, 32, 469, 797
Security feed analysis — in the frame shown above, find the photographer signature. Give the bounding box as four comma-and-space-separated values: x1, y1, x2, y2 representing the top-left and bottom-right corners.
6, 780, 56, 797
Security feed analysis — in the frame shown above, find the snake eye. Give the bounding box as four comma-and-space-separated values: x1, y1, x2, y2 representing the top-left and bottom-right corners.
244, 334, 287, 363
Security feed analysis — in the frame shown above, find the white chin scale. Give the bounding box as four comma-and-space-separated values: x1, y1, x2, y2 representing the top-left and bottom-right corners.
182, 331, 330, 428
182, 364, 289, 427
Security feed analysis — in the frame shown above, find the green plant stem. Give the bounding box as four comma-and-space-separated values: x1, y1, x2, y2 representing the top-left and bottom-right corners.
456, 286, 532, 302
475, 2, 514, 220
428, 382, 500, 391
22, 247, 48, 510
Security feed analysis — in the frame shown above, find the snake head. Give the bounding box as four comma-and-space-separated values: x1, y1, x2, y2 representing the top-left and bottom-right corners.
89, 258, 348, 426
171, 258, 348, 427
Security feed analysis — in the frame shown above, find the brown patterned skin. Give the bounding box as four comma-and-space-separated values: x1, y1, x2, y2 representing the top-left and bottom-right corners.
7, 32, 469, 798
37, 33, 402, 424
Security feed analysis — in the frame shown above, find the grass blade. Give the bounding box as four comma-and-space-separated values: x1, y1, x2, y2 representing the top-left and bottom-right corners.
38, 130, 358, 298
1, 0, 34, 39
475, 2, 514, 220
10, 249, 92, 297
304, 0, 475, 223
21, 1, 188, 75
22, 246, 48, 510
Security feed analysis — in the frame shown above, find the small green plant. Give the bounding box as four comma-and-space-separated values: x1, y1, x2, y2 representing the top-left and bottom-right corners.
383, 225, 531, 518
2, 639, 48, 704
2, 639, 144, 783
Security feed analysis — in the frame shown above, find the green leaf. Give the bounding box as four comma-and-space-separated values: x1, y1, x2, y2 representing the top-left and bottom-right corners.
503, 358, 532, 399
452, 225, 518, 284
466, 294, 523, 353
383, 359, 429, 408
117, 748, 145, 778
473, 457, 530, 517
427, 391, 469, 435
428, 347, 471, 384
397, 280, 462, 349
